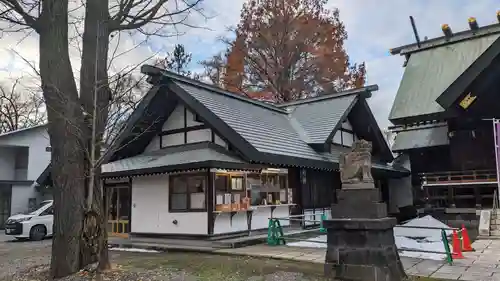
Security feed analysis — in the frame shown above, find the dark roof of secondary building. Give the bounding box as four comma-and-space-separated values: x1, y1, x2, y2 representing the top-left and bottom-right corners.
0, 124, 47, 138
101, 64, 404, 176
389, 23, 500, 124
392, 123, 449, 152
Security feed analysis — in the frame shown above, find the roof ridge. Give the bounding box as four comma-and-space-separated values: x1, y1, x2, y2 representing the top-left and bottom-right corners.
275, 85, 378, 107
391, 22, 500, 55
141, 65, 287, 114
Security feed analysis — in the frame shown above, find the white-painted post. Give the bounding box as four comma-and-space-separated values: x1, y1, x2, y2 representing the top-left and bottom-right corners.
493, 119, 500, 206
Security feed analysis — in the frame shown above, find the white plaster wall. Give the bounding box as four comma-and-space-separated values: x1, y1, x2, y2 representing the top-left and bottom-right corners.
187, 129, 211, 143
0, 148, 15, 180
10, 184, 38, 215
144, 104, 228, 152
161, 133, 184, 147
163, 104, 185, 130
388, 154, 413, 212
341, 120, 353, 130
333, 120, 357, 147
214, 134, 228, 149
0, 126, 51, 181
131, 175, 208, 235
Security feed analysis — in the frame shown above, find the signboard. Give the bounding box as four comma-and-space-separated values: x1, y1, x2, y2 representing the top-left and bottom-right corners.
459, 93, 477, 109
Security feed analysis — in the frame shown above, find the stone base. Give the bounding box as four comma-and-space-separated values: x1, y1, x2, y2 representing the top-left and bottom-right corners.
331, 203, 387, 219
341, 182, 375, 189
324, 217, 406, 281
332, 188, 387, 219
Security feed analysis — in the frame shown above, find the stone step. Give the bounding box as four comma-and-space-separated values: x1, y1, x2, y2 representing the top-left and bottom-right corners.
491, 225, 500, 230
491, 229, 500, 236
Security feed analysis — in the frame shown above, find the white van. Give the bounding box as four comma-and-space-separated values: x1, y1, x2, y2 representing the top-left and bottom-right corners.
4, 200, 54, 241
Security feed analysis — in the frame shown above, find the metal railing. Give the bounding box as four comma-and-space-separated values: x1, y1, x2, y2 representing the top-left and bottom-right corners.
267, 216, 459, 265
420, 169, 497, 186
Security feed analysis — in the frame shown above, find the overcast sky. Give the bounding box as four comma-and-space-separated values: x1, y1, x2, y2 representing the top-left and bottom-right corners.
0, 0, 498, 128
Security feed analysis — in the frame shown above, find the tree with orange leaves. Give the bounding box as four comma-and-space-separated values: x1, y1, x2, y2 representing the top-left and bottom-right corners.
217, 0, 366, 102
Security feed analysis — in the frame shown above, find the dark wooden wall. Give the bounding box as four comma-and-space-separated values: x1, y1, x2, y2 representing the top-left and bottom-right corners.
448, 119, 495, 171
288, 168, 340, 212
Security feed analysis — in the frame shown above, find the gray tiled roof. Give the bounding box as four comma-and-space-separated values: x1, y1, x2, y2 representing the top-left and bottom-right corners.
389, 33, 500, 121
102, 144, 245, 174
392, 124, 449, 152
176, 81, 328, 161
321, 145, 406, 173
284, 95, 357, 143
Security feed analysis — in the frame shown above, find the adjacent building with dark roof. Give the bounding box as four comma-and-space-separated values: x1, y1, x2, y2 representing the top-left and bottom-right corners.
389, 20, 500, 210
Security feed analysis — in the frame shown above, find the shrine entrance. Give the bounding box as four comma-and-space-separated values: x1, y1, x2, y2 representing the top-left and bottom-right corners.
106, 183, 131, 238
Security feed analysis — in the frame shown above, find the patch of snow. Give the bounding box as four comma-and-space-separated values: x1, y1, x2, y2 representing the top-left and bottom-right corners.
394, 215, 453, 241
110, 247, 160, 253
287, 234, 448, 260
288, 215, 454, 261
395, 236, 446, 261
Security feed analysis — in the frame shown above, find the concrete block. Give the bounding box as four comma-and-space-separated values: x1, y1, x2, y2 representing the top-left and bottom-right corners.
480, 210, 492, 236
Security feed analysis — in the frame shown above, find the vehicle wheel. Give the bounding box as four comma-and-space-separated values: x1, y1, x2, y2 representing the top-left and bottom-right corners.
29, 225, 46, 241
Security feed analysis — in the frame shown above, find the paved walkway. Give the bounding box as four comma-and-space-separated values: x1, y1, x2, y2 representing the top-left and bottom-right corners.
215, 239, 500, 280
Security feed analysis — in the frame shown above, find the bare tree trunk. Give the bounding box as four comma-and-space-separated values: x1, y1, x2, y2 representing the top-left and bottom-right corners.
78, 0, 111, 270
38, 0, 86, 278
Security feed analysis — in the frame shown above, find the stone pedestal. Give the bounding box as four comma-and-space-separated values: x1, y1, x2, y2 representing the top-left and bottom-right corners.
324, 184, 406, 281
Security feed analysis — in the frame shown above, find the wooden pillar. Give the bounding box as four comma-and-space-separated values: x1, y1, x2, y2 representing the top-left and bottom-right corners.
447, 186, 455, 208
207, 170, 215, 235
474, 185, 482, 208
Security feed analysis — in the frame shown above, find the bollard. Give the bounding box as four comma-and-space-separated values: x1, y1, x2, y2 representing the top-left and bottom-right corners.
320, 213, 327, 233
441, 229, 453, 265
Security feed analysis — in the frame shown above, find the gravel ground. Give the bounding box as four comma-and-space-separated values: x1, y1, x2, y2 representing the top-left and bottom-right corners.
4, 251, 329, 281
0, 235, 51, 280
0, 235, 445, 281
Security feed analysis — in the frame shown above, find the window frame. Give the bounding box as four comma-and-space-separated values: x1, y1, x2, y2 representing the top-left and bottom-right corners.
169, 174, 207, 213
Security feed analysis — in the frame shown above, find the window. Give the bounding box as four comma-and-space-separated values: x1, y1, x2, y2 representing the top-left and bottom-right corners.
41, 206, 54, 216
169, 175, 207, 212
248, 174, 289, 206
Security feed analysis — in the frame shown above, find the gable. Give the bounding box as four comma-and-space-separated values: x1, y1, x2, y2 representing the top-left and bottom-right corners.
172, 81, 325, 162
347, 98, 393, 162
389, 34, 500, 124
284, 94, 358, 144
144, 104, 228, 152
331, 120, 359, 148
108, 65, 402, 172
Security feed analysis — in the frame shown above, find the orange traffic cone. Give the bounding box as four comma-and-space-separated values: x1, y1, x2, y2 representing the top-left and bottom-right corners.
461, 224, 474, 252
452, 229, 464, 259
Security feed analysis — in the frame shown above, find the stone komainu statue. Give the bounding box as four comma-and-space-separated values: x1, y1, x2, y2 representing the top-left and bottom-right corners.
339, 139, 374, 184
